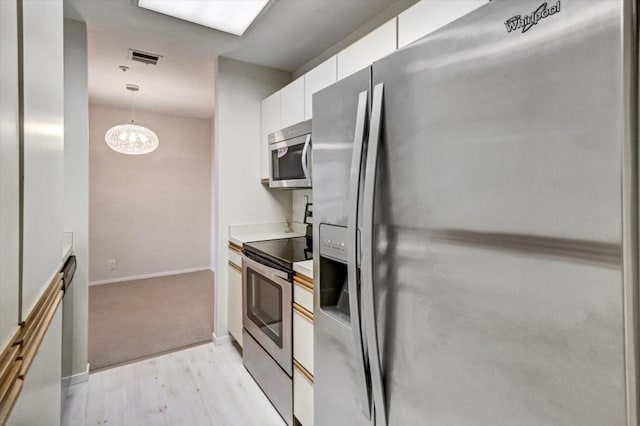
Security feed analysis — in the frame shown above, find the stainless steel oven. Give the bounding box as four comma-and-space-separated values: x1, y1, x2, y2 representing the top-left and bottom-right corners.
242, 253, 292, 374
269, 119, 312, 189
242, 251, 293, 425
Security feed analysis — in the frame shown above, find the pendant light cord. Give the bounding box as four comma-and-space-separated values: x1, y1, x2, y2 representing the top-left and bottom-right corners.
130, 89, 135, 124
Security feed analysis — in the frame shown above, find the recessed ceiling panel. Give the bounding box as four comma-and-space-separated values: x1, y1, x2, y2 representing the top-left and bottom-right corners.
137, 0, 269, 36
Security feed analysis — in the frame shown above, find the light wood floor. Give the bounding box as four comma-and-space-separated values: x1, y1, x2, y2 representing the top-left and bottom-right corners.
62, 342, 286, 426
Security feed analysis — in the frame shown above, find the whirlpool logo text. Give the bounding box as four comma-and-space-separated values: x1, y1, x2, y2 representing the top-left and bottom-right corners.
505, 1, 561, 34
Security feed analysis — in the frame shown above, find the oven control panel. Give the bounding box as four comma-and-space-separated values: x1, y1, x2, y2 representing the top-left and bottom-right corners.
319, 224, 348, 263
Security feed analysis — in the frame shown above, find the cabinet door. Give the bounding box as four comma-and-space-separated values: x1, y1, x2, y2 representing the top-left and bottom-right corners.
227, 261, 243, 347
398, 0, 488, 48
337, 18, 397, 81
21, 0, 64, 318
8, 305, 62, 426
303, 56, 337, 120
293, 306, 313, 375
260, 92, 281, 181
294, 366, 314, 426
0, 0, 20, 351
280, 77, 305, 128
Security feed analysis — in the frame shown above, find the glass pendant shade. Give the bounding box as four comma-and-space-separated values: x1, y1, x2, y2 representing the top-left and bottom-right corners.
105, 122, 159, 155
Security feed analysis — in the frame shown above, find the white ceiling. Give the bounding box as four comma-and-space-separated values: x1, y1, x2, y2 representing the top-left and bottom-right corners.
65, 0, 412, 119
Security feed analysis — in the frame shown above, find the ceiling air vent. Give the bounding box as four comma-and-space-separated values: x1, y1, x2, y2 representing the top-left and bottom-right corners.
128, 49, 162, 65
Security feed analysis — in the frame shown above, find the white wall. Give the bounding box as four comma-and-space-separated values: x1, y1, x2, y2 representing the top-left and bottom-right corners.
213, 57, 292, 340
210, 115, 217, 272
89, 104, 212, 283
63, 18, 89, 377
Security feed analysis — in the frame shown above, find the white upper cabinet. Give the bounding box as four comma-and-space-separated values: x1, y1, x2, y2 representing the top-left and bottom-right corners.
303, 56, 337, 120
261, 91, 281, 181
398, 0, 488, 49
337, 18, 397, 81
21, 0, 64, 317
280, 76, 305, 128
0, 0, 20, 351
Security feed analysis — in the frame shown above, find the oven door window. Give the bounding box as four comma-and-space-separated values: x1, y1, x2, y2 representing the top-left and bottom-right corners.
246, 269, 283, 348
272, 140, 304, 181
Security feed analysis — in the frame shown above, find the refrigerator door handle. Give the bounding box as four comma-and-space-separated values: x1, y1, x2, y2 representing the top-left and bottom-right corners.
301, 133, 311, 183
361, 83, 387, 426
347, 90, 372, 420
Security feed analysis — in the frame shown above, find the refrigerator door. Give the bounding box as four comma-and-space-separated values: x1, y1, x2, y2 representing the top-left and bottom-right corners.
313, 68, 372, 426
369, 1, 630, 425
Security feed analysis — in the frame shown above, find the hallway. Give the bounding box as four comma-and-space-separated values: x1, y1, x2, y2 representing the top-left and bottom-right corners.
63, 342, 285, 426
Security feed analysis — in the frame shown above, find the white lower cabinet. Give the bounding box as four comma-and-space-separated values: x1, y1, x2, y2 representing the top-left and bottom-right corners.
294, 365, 314, 426
8, 305, 62, 426
293, 301, 314, 425
293, 277, 313, 313
228, 248, 243, 347
293, 306, 313, 375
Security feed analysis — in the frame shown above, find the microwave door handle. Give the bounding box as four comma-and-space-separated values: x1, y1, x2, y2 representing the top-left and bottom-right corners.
361, 83, 387, 426
301, 134, 311, 183
347, 90, 372, 420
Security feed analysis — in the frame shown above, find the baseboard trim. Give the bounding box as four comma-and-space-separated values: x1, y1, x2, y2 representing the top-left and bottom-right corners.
89, 267, 211, 286
62, 363, 90, 387
212, 332, 231, 346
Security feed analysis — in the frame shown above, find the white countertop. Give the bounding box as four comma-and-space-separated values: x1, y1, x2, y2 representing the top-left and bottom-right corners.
293, 260, 313, 279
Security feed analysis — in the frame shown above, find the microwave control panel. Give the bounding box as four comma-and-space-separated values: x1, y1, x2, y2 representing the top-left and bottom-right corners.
319, 224, 348, 263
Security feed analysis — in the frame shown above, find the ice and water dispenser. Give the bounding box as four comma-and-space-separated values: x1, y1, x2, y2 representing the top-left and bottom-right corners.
318, 224, 352, 322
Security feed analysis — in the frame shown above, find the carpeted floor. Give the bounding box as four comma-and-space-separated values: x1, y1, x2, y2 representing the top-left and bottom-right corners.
89, 270, 214, 371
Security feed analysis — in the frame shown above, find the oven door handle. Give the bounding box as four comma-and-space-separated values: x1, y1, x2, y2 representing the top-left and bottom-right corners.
301, 134, 311, 183
347, 90, 372, 420
242, 254, 290, 283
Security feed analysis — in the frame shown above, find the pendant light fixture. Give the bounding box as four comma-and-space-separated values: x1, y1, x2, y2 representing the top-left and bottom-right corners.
104, 84, 159, 155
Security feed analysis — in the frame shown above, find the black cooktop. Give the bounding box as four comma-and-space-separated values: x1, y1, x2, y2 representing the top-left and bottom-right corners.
243, 237, 312, 272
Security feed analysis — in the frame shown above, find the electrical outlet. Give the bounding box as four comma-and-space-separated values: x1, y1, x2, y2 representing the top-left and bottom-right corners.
108, 259, 117, 270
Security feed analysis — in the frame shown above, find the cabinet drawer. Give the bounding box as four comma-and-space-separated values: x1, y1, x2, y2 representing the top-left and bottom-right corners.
293, 276, 313, 313
294, 361, 314, 426
293, 304, 313, 375
228, 243, 242, 268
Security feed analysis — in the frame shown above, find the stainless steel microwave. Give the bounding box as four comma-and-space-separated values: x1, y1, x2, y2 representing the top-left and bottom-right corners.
268, 119, 311, 189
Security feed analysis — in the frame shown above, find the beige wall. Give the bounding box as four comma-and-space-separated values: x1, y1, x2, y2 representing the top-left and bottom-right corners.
89, 104, 211, 283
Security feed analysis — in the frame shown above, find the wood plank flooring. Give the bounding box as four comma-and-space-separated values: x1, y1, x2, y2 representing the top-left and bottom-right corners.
62, 342, 286, 426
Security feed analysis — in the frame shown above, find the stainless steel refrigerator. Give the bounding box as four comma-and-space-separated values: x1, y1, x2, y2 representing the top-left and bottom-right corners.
312, 1, 639, 425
